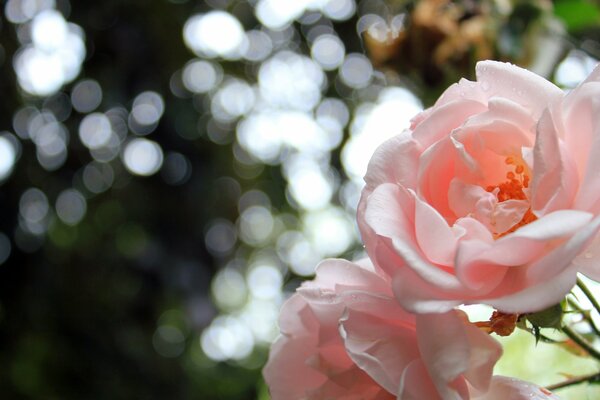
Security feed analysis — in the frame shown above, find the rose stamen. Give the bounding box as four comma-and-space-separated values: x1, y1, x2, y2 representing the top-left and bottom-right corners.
485, 156, 537, 236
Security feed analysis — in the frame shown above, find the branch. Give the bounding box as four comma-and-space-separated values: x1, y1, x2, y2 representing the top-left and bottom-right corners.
567, 297, 600, 337
577, 277, 600, 316
546, 371, 600, 391
562, 324, 600, 361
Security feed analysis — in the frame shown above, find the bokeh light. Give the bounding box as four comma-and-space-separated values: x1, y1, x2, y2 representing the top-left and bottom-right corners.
183, 11, 245, 59
13, 9, 85, 96
122, 138, 164, 176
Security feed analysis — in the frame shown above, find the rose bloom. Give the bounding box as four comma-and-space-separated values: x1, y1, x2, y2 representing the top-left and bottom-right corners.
263, 258, 558, 399
358, 60, 600, 314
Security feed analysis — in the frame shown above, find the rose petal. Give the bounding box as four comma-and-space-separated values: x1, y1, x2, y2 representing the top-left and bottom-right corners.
562, 82, 600, 212
417, 310, 500, 399
473, 376, 560, 400
415, 196, 459, 266
363, 132, 422, 192
448, 179, 495, 220
397, 360, 447, 400
475, 61, 563, 119
531, 108, 579, 215
340, 308, 420, 394
418, 136, 474, 219
393, 267, 465, 314
412, 99, 488, 149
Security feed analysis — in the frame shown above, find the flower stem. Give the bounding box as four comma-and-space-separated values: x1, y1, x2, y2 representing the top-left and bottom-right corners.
567, 297, 600, 337
562, 324, 600, 361
577, 277, 600, 316
546, 371, 600, 391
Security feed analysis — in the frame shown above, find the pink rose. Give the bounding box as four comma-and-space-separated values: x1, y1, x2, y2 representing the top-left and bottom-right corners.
358, 60, 600, 314
263, 258, 506, 399
263, 285, 395, 400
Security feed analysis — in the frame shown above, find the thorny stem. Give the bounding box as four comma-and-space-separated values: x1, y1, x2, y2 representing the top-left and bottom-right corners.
567, 297, 600, 337
577, 277, 600, 316
562, 324, 600, 361
546, 371, 600, 391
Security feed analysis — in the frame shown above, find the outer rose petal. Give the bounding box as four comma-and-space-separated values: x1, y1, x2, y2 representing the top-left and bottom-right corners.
398, 359, 466, 400
363, 132, 421, 193
417, 311, 501, 398
340, 307, 421, 394
263, 296, 329, 400
472, 376, 560, 400
530, 109, 579, 215
474, 61, 563, 119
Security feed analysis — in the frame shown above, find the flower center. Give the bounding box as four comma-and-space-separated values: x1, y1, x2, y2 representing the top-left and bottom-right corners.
486, 156, 537, 237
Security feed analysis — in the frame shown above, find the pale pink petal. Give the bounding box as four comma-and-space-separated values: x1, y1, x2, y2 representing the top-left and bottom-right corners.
461, 318, 504, 391
463, 97, 536, 138
397, 360, 446, 400
482, 265, 578, 314
448, 179, 495, 219
457, 210, 594, 269
453, 211, 593, 295
264, 296, 326, 400
418, 137, 468, 219
531, 109, 579, 215
389, 235, 464, 290
475, 61, 563, 119
302, 258, 390, 294
525, 214, 600, 283
340, 290, 415, 324
412, 99, 488, 149
306, 367, 395, 400
363, 183, 459, 283
434, 78, 488, 108
491, 199, 530, 235
340, 308, 420, 394
454, 217, 494, 243
264, 334, 326, 400
265, 264, 398, 400
357, 193, 392, 277
572, 111, 600, 213
363, 132, 422, 192
573, 231, 600, 281
415, 196, 458, 266
393, 267, 465, 314
278, 293, 320, 335
417, 310, 500, 399
454, 240, 509, 292
503, 209, 592, 241
473, 376, 560, 400
363, 183, 417, 249
362, 183, 420, 277
562, 81, 600, 204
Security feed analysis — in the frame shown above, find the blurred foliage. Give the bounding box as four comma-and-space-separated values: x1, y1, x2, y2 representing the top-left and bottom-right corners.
0, 0, 598, 399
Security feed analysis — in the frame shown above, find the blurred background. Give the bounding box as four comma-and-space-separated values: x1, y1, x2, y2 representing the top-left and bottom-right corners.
0, 0, 600, 398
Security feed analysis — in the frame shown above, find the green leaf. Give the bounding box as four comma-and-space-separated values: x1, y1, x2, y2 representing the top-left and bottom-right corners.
527, 303, 564, 329
554, 0, 600, 32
